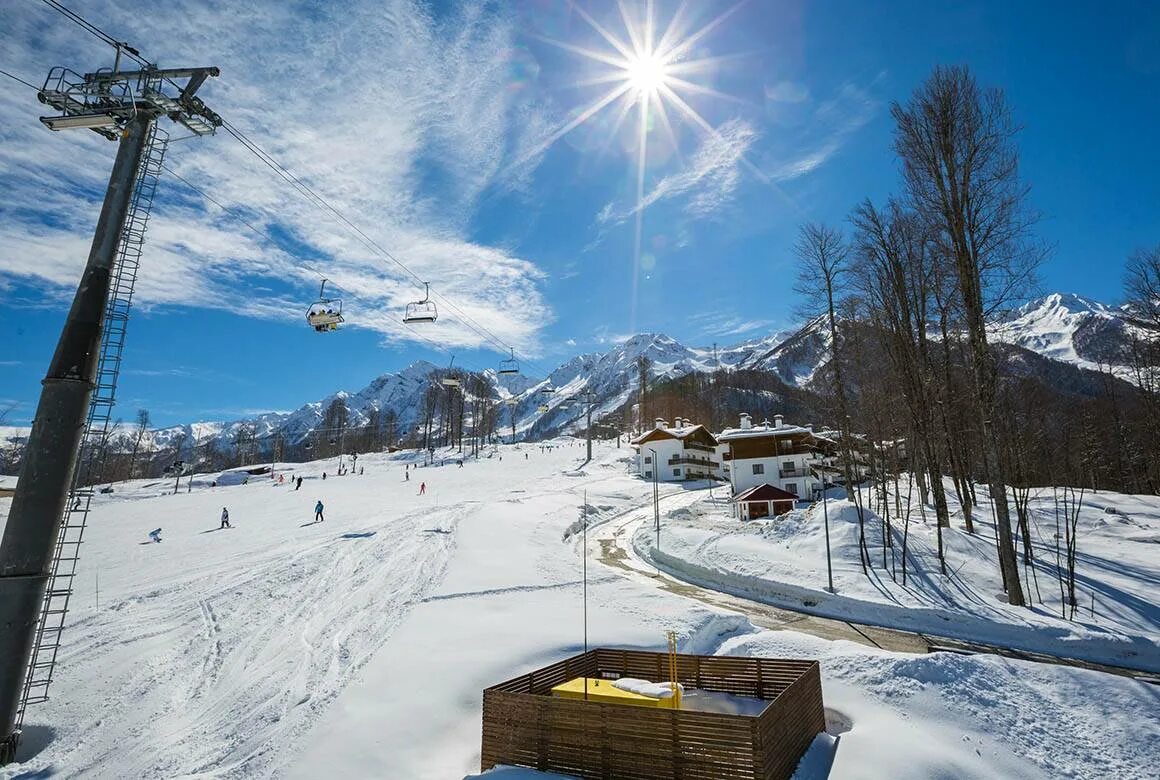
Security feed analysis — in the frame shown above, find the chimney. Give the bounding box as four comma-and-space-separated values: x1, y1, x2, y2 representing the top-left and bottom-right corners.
739, 413, 751, 430
655, 417, 666, 430
774, 414, 784, 428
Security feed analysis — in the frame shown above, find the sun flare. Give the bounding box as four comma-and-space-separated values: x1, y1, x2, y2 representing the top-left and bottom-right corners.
528, 1, 748, 333
625, 50, 671, 97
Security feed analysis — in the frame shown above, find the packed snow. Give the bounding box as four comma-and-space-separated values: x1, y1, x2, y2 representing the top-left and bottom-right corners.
610, 677, 682, 699
1, 442, 1157, 779
631, 485, 1160, 673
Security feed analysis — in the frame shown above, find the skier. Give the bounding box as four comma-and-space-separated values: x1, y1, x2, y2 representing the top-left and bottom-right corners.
419, 481, 426, 496
405, 470, 410, 482
322, 472, 327, 480
295, 476, 303, 491
148, 528, 162, 543
220, 507, 231, 529
314, 500, 325, 523
359, 466, 364, 476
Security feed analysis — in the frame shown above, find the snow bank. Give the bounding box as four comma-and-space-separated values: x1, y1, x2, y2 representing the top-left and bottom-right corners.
634, 487, 1160, 673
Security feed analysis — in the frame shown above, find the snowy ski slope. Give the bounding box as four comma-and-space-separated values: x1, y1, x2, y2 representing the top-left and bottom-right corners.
1, 441, 1157, 779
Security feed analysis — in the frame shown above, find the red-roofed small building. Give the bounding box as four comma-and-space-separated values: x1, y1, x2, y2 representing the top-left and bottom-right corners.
630, 418, 720, 482
732, 483, 799, 520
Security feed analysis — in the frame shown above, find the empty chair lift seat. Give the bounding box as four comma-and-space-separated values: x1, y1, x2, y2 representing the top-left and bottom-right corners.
551, 677, 682, 709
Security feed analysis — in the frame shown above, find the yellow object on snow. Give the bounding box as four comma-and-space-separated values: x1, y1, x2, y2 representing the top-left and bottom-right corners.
550, 677, 680, 709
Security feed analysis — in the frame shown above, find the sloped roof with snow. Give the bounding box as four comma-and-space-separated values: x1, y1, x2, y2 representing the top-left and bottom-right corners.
733, 483, 799, 503
716, 422, 815, 441
631, 424, 717, 447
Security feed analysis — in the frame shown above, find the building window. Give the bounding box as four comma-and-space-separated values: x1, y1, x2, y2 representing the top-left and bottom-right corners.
783, 460, 795, 469
785, 482, 798, 495
673, 468, 681, 477
644, 471, 652, 479
752, 463, 764, 475
644, 456, 652, 464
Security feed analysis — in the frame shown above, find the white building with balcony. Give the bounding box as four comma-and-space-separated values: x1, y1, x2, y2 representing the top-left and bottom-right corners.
631, 418, 721, 482
717, 413, 834, 498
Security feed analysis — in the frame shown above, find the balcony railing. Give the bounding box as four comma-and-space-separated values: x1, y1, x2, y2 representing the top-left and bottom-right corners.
779, 467, 809, 479
683, 441, 716, 453
668, 456, 719, 468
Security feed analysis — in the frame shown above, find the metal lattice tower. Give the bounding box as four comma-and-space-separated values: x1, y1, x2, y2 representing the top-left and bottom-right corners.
0, 53, 220, 764
15, 123, 169, 725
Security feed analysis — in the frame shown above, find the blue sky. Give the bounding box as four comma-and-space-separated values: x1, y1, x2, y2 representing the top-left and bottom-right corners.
1, 0, 1158, 426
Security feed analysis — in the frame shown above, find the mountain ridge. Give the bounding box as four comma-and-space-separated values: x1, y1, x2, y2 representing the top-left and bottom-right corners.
1, 292, 1149, 467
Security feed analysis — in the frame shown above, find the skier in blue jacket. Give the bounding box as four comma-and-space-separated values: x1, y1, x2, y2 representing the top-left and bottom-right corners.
314, 500, 324, 523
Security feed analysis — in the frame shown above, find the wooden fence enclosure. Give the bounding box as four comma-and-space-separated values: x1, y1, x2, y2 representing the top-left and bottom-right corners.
481, 648, 825, 780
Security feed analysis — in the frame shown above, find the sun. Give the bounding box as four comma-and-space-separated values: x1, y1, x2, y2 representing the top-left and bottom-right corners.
625, 50, 671, 98
525, 1, 749, 333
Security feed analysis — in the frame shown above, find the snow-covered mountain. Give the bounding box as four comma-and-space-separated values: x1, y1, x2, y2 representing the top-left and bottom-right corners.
990, 292, 1146, 372
3, 293, 1150, 469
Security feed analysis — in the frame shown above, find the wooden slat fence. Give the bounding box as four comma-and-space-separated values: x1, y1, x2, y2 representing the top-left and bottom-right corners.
481, 649, 825, 780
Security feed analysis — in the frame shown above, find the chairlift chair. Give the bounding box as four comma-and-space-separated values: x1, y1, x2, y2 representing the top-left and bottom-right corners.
306, 279, 344, 332
441, 355, 460, 387
403, 282, 438, 324
499, 348, 519, 375
538, 404, 549, 413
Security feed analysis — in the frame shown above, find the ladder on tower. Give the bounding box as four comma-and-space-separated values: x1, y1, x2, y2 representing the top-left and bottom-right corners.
14, 124, 169, 729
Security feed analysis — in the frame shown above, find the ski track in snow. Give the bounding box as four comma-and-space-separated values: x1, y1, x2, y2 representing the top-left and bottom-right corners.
28, 504, 463, 779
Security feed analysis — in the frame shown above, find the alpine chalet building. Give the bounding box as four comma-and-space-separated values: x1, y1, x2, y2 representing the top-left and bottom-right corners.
631, 418, 720, 482
717, 413, 833, 499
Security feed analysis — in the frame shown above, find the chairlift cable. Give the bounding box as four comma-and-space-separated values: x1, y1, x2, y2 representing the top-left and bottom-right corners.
218, 121, 550, 372
163, 167, 480, 364
32, 1, 554, 379
0, 68, 39, 91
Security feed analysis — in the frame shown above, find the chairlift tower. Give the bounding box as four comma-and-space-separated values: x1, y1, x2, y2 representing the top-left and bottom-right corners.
0, 53, 221, 764
583, 388, 597, 463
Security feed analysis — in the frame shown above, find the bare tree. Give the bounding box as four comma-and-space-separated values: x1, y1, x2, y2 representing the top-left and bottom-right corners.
794, 222, 858, 503
232, 423, 257, 466
851, 201, 953, 574
128, 408, 151, 479
637, 355, 652, 433
383, 408, 398, 450
1124, 244, 1160, 328
891, 65, 1043, 606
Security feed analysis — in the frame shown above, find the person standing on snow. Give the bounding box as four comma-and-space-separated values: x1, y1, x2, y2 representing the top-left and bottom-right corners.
295, 476, 303, 491
220, 507, 231, 529
314, 500, 325, 523
419, 481, 426, 495
405, 470, 410, 481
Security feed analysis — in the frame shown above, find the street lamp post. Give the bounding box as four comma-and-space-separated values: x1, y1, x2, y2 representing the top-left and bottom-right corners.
648, 447, 660, 551
812, 462, 835, 593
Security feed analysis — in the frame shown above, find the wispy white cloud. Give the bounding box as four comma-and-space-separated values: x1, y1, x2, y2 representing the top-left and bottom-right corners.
764, 81, 811, 104
0, 0, 556, 355
766, 79, 881, 182
688, 310, 775, 338
600, 119, 758, 227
